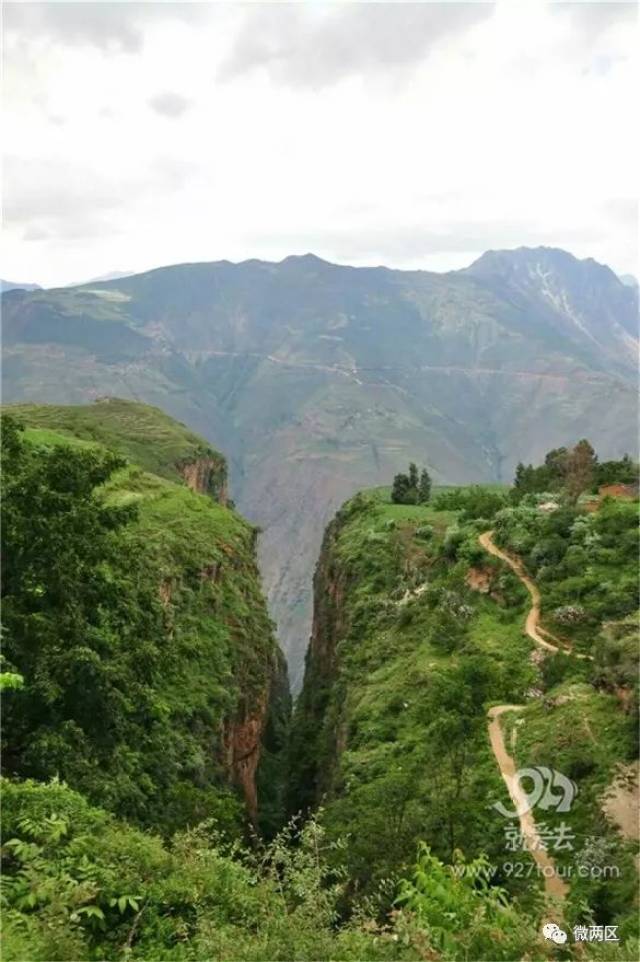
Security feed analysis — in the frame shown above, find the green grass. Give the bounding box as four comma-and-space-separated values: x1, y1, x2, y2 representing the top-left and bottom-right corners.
466, 602, 530, 659
22, 426, 98, 450
4, 398, 223, 484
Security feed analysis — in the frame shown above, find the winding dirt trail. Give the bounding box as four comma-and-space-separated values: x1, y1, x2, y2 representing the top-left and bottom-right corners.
479, 530, 569, 904
487, 705, 568, 902
478, 530, 565, 654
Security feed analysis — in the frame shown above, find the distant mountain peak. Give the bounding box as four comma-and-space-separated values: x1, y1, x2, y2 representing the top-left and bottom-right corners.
279, 253, 333, 268
1, 279, 41, 293
469, 245, 584, 271
464, 246, 624, 289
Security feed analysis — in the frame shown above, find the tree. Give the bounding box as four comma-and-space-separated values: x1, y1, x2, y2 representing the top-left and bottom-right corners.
544, 446, 569, 484
418, 468, 432, 504
408, 462, 419, 490
595, 453, 639, 487
512, 462, 541, 499
391, 472, 411, 504
565, 439, 597, 502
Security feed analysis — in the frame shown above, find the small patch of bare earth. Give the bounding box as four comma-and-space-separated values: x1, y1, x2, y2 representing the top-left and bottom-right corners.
602, 762, 639, 843
465, 566, 492, 593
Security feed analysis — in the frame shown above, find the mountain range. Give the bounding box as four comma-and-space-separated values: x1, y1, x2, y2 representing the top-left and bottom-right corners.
2, 246, 637, 686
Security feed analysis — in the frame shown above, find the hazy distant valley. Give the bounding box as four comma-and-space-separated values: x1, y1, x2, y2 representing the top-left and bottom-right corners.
3, 246, 637, 686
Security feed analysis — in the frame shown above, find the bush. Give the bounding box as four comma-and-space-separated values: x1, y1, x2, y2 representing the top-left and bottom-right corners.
0, 779, 415, 962
530, 534, 566, 568
459, 487, 508, 522
552, 605, 587, 625
396, 844, 542, 961
415, 524, 434, 540
442, 525, 464, 559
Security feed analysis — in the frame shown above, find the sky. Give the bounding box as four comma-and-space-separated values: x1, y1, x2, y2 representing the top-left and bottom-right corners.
2, 0, 638, 287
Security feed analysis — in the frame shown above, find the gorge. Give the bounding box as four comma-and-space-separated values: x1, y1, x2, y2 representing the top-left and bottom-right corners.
2, 246, 637, 689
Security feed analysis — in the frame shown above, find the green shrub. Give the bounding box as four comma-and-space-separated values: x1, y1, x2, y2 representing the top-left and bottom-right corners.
414, 524, 433, 540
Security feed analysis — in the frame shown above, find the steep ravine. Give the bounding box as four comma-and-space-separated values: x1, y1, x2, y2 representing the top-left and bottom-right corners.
287, 509, 353, 813
4, 249, 638, 690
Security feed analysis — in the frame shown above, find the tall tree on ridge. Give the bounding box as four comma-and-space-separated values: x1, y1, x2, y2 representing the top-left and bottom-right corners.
418, 468, 432, 504
391, 472, 411, 504
566, 439, 597, 502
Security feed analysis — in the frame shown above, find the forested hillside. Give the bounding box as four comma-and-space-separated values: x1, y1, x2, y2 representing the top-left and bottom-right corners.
1, 400, 287, 836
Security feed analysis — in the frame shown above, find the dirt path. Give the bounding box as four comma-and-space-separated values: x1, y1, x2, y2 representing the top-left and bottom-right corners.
480, 530, 568, 904
478, 530, 592, 661
478, 530, 564, 653
488, 705, 568, 902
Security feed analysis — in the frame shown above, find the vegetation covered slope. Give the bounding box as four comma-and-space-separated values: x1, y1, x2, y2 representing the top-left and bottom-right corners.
289, 462, 638, 945
4, 398, 227, 499
1, 778, 553, 962
2, 247, 637, 687
1, 403, 286, 837
2, 425, 637, 960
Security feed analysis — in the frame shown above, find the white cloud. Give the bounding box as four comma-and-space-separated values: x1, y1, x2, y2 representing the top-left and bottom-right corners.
148, 91, 193, 117
3, 1, 204, 52
2, 1, 637, 286
218, 2, 494, 88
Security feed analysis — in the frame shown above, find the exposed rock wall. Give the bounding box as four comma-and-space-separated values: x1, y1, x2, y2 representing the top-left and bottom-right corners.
178, 455, 227, 503
224, 695, 268, 825
287, 511, 352, 813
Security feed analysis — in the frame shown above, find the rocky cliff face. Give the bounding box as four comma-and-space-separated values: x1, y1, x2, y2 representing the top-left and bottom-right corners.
287, 504, 357, 813
224, 694, 268, 825
178, 454, 227, 503
223, 645, 289, 832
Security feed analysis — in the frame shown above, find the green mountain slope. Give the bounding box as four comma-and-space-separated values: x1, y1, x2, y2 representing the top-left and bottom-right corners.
2, 247, 637, 686
4, 398, 227, 496
289, 473, 638, 932
1, 432, 638, 961
1, 402, 287, 835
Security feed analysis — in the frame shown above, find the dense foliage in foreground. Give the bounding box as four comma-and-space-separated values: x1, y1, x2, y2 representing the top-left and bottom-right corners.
1, 411, 283, 836
4, 778, 624, 962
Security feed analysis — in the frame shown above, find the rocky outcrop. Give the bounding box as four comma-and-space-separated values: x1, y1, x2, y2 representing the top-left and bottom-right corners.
224, 648, 290, 830
224, 695, 268, 825
178, 454, 227, 503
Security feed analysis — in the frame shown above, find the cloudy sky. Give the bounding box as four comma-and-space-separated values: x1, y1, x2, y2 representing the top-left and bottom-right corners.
2, 0, 637, 286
